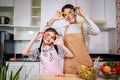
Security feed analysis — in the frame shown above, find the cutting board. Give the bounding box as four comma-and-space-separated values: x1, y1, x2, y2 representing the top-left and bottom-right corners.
40, 74, 81, 80
30, 74, 106, 80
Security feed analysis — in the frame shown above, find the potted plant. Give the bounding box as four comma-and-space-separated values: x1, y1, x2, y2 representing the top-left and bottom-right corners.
0, 64, 23, 80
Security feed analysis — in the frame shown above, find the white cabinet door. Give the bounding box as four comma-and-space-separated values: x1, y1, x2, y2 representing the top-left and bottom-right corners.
104, 0, 116, 28
91, 0, 105, 21
0, 0, 14, 7
13, 0, 31, 27
6, 62, 40, 80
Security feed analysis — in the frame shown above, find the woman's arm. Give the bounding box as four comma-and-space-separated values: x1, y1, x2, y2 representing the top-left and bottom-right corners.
76, 6, 100, 35
22, 32, 42, 56
84, 17, 100, 35
54, 36, 73, 58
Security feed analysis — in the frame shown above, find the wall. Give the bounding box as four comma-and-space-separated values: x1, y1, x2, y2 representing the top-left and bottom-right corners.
116, 0, 120, 54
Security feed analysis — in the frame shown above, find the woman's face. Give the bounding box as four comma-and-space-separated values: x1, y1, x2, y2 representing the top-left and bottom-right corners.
63, 8, 77, 24
43, 31, 56, 45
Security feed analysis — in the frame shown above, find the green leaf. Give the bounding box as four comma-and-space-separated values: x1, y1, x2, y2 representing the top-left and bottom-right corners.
10, 71, 13, 80
0, 64, 9, 80
13, 65, 23, 80
1, 66, 6, 80
6, 64, 9, 71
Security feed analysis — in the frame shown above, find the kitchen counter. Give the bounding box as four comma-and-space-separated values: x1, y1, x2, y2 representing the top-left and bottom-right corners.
4, 53, 120, 62
30, 74, 107, 80
90, 54, 120, 61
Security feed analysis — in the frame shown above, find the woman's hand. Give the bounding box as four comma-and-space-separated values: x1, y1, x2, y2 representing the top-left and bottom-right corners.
52, 11, 64, 20
47, 11, 64, 26
75, 6, 87, 18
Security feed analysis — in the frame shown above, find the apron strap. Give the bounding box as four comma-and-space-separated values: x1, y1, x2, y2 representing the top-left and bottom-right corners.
80, 22, 84, 35
78, 22, 90, 50
79, 23, 86, 45
64, 25, 69, 37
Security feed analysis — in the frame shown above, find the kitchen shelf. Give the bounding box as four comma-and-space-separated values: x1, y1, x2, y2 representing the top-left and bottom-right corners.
31, 0, 41, 27
0, 7, 13, 25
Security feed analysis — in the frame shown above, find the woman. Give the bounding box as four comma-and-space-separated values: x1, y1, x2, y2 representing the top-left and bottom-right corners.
44, 4, 100, 74
22, 28, 73, 74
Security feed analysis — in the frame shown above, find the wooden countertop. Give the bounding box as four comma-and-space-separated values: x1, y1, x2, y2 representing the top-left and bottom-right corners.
30, 74, 106, 80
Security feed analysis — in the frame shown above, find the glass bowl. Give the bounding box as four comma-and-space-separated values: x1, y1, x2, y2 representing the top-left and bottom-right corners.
77, 65, 98, 80
100, 71, 120, 80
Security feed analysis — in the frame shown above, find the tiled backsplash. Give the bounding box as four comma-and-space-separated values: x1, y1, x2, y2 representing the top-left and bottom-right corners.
14, 40, 40, 54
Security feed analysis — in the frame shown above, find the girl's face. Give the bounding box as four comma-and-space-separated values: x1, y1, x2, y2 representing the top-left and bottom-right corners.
43, 31, 56, 45
63, 8, 77, 24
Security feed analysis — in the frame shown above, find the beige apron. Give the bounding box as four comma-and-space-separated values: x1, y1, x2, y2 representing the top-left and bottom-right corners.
63, 24, 93, 74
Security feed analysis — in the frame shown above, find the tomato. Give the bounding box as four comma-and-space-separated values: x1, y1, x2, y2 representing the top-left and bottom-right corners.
100, 66, 104, 71
111, 68, 117, 72
116, 62, 120, 66
103, 66, 111, 72
115, 62, 120, 72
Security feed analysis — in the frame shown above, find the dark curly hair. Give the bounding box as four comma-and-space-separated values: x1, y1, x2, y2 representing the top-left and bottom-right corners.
62, 4, 75, 12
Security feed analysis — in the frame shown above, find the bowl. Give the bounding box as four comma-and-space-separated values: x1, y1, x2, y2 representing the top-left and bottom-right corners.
77, 65, 98, 80
100, 71, 120, 80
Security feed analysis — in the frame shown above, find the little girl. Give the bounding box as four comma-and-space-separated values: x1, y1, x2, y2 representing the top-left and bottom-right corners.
22, 28, 73, 74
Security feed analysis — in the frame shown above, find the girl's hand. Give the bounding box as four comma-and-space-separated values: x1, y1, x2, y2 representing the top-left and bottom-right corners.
53, 35, 63, 45
33, 32, 44, 40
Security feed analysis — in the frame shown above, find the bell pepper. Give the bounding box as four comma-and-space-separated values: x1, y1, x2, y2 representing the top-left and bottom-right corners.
108, 61, 115, 68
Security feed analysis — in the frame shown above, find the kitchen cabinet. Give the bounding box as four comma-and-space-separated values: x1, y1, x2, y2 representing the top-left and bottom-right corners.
13, 0, 41, 27
90, 0, 106, 23
14, 27, 40, 40
31, 0, 41, 27
91, 0, 116, 28
104, 0, 116, 28
6, 62, 40, 80
0, 0, 14, 26
13, 0, 31, 26
14, 0, 41, 40
0, 0, 14, 7
0, 7, 13, 25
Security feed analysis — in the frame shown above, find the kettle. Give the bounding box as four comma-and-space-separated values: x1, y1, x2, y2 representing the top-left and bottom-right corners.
0, 16, 10, 24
